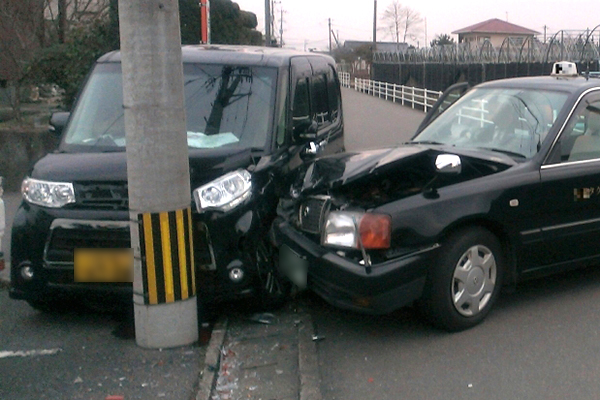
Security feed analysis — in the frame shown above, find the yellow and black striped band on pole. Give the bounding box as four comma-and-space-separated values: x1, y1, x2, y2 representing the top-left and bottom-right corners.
138, 207, 196, 305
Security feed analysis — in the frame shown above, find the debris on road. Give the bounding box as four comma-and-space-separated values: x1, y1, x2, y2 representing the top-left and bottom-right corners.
247, 313, 277, 325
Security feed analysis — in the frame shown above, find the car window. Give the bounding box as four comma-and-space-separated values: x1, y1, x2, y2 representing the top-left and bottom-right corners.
275, 70, 289, 148
62, 63, 278, 152
311, 74, 331, 128
552, 99, 600, 163
327, 66, 341, 123
414, 87, 568, 159
293, 77, 310, 122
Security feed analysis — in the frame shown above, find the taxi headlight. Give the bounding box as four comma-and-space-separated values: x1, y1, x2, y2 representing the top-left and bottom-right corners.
21, 177, 75, 208
193, 169, 252, 212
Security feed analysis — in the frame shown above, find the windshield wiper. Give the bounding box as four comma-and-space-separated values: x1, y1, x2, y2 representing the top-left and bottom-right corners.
406, 140, 444, 145
478, 147, 526, 159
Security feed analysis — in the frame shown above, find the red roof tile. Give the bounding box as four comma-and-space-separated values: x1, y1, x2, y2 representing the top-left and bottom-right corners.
452, 18, 539, 35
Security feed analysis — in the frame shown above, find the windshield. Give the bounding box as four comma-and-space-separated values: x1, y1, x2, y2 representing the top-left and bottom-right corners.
413, 87, 569, 159
62, 63, 278, 152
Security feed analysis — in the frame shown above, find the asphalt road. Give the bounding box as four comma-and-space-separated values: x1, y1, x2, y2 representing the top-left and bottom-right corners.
311, 88, 600, 400
342, 87, 424, 150
0, 288, 203, 400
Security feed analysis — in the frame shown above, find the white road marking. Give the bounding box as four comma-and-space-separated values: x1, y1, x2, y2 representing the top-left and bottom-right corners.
0, 348, 62, 359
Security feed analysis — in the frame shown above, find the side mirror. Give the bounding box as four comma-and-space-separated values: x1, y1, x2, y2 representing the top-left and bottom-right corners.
435, 154, 462, 174
293, 118, 318, 143
49, 112, 70, 137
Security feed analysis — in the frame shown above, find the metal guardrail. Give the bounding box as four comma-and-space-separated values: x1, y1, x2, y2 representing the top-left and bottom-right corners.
353, 78, 442, 113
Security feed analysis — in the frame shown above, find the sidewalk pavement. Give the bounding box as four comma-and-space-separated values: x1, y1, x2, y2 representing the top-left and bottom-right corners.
198, 301, 321, 400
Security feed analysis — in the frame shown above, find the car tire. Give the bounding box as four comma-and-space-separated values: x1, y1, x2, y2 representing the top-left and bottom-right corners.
254, 238, 291, 310
421, 227, 504, 332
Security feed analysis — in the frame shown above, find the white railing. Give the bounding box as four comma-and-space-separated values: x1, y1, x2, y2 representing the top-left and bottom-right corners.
354, 78, 443, 113
339, 71, 351, 88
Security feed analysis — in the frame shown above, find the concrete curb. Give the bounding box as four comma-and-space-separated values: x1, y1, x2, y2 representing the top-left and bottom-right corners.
0, 273, 9, 288
196, 317, 228, 400
298, 312, 322, 400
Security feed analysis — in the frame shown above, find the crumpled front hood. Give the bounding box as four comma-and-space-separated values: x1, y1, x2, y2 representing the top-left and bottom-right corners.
296, 145, 432, 193
293, 144, 516, 205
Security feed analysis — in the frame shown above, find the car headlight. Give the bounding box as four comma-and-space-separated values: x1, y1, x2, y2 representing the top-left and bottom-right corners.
193, 169, 252, 212
322, 211, 391, 250
21, 177, 76, 208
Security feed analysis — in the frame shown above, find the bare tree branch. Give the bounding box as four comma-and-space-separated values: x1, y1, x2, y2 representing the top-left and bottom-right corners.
379, 1, 423, 45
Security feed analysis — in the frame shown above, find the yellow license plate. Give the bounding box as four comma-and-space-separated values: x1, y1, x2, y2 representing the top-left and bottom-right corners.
74, 249, 133, 282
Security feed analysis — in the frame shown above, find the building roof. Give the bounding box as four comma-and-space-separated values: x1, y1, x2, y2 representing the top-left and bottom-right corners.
452, 18, 539, 35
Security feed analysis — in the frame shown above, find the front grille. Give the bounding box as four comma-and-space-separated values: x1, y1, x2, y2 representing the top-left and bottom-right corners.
298, 196, 330, 234
45, 226, 131, 264
74, 182, 128, 210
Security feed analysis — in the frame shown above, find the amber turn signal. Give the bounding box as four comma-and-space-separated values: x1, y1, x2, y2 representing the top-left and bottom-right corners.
359, 213, 392, 249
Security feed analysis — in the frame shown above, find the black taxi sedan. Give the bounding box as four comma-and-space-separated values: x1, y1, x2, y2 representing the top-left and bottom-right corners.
273, 62, 600, 331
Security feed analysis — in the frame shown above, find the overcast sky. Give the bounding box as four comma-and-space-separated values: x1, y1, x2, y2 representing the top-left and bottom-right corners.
232, 0, 600, 50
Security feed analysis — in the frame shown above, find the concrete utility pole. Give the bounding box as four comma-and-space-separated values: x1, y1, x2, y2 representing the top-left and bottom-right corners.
329, 18, 332, 54
372, 0, 377, 49
271, 0, 276, 44
118, 0, 198, 348
265, 0, 271, 46
279, 7, 284, 47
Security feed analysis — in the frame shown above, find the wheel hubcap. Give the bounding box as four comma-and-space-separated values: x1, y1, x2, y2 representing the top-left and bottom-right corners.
452, 245, 497, 317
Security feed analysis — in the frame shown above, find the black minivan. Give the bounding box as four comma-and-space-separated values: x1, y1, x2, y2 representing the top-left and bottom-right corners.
10, 45, 344, 311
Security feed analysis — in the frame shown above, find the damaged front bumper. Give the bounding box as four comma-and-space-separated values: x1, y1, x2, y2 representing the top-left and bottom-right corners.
10, 198, 271, 304
272, 217, 439, 314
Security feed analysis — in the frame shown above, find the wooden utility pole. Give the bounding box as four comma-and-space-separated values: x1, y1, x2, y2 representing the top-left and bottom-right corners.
58, 0, 67, 43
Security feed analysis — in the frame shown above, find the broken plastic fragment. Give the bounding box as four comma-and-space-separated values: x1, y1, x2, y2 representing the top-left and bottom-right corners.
248, 313, 277, 325
312, 334, 325, 342
74, 376, 83, 384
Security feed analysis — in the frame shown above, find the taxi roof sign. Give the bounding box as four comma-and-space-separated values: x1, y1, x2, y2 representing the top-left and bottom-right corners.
551, 61, 578, 77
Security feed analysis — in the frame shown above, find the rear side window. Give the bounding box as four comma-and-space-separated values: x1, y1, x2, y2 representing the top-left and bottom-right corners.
293, 78, 310, 121
311, 74, 330, 127
327, 67, 341, 122
292, 57, 342, 135
552, 98, 600, 163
